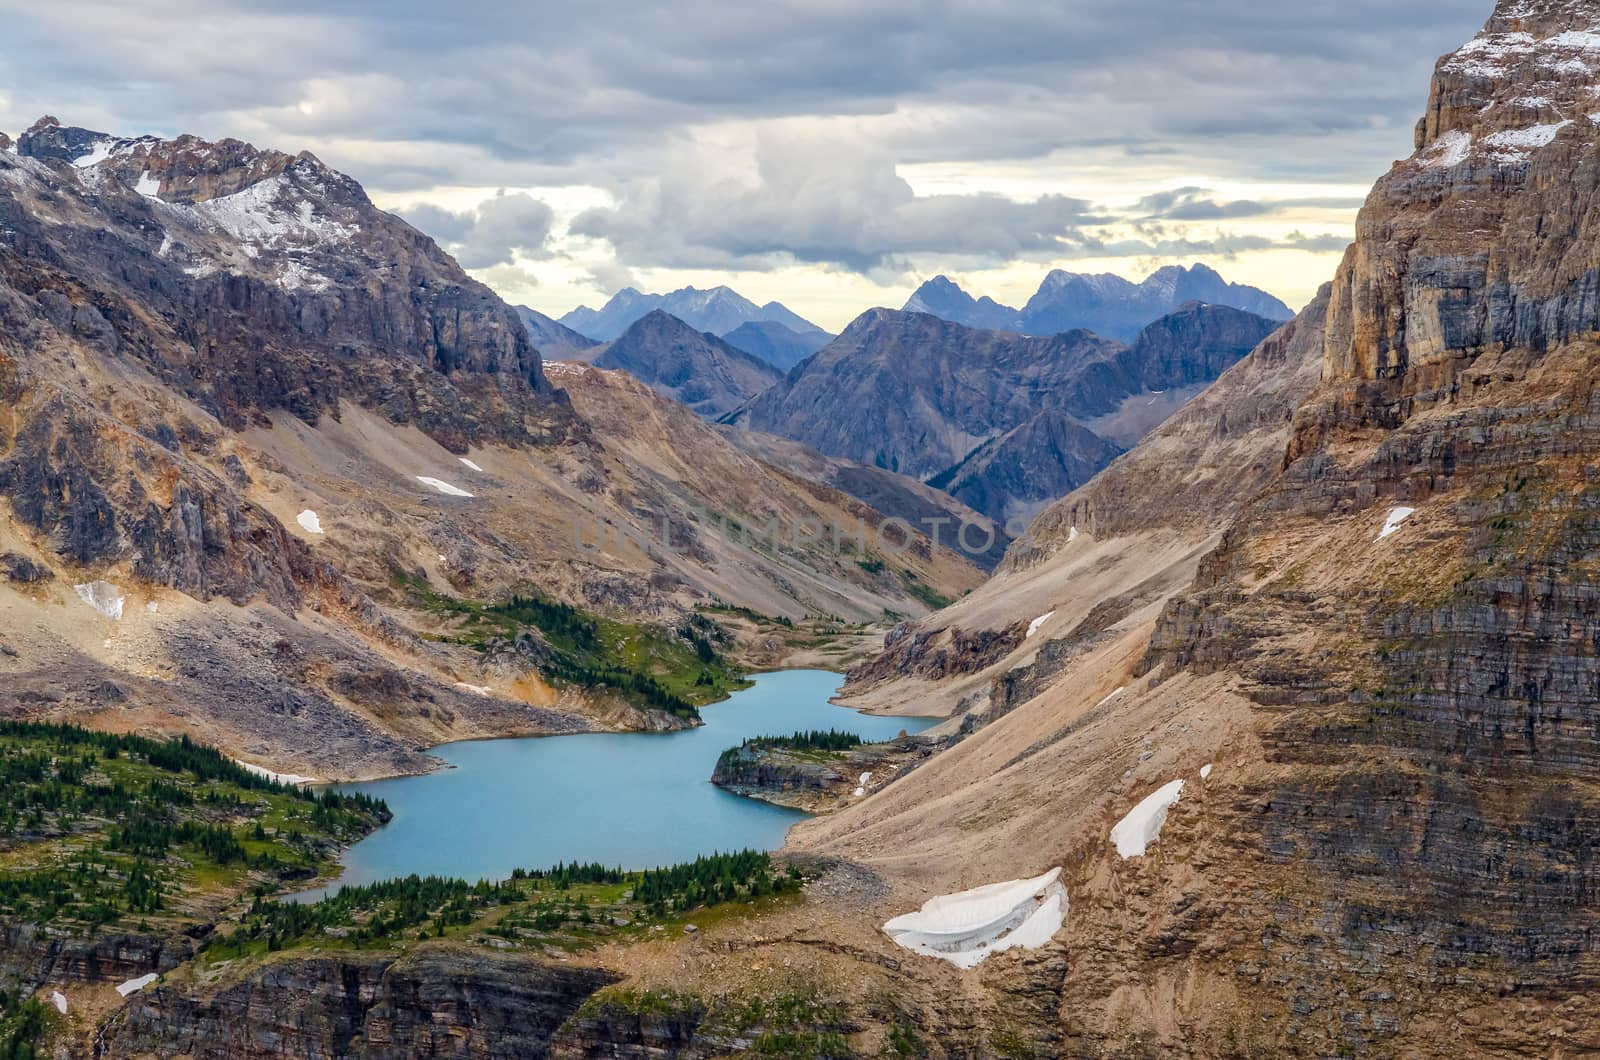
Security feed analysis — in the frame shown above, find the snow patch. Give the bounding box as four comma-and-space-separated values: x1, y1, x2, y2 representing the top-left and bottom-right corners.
116, 973, 158, 998
1111, 779, 1185, 859
416, 477, 474, 498
1096, 687, 1126, 708
296, 510, 324, 535
74, 581, 125, 621
455, 683, 492, 697
883, 869, 1067, 969
134, 171, 161, 198
1067, 526, 1079, 543
1483, 120, 1571, 160
48, 990, 67, 1015
70, 140, 113, 168
859, 772, 872, 786
1422, 129, 1474, 168
1026, 611, 1056, 639
233, 759, 320, 786
459, 457, 484, 472
1377, 506, 1417, 541
853, 786, 866, 798
1200, 763, 1213, 780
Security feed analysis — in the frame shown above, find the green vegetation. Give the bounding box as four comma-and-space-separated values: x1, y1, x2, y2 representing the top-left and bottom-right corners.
0, 722, 387, 933
898, 570, 952, 611
0, 993, 49, 1060
718, 730, 865, 770
699, 601, 796, 629
398, 574, 758, 720
208, 850, 802, 959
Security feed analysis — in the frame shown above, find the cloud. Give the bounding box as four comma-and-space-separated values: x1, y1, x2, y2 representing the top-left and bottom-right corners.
397, 190, 554, 269
571, 136, 1104, 272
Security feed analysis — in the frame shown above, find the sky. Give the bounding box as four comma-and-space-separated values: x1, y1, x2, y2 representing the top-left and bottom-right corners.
0, 0, 1491, 331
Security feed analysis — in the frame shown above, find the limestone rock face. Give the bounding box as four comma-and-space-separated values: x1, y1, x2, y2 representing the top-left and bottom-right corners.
1120, 1, 1600, 1048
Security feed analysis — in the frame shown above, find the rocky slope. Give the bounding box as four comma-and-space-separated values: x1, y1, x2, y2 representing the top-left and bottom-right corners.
589, 310, 784, 418
0, 118, 983, 783
903, 263, 1293, 339
736, 303, 1279, 530
776, 2, 1600, 1053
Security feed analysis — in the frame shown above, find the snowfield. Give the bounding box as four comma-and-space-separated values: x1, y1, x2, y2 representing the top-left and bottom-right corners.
116, 973, 159, 998
1377, 506, 1417, 541
1111, 779, 1185, 858
883, 868, 1068, 969
416, 477, 475, 498
233, 759, 321, 786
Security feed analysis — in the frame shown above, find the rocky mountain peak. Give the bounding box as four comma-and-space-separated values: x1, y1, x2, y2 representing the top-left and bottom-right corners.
1312, 0, 1600, 451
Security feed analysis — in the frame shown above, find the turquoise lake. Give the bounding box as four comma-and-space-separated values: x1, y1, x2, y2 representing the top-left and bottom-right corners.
299, 670, 933, 899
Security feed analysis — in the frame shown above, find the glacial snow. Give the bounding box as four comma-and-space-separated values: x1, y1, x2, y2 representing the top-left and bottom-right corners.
416, 477, 475, 498
1377, 506, 1417, 541
883, 868, 1068, 969
1110, 779, 1185, 859
233, 759, 321, 786
116, 973, 158, 998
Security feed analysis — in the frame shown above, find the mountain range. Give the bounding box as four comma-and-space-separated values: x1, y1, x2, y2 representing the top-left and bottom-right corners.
0, 115, 985, 782
583, 310, 784, 418
558, 284, 828, 343
734, 302, 1280, 528
904, 263, 1293, 340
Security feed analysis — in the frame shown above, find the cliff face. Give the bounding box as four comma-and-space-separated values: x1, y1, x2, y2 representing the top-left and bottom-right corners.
1124, 0, 1600, 1047
105, 947, 617, 1059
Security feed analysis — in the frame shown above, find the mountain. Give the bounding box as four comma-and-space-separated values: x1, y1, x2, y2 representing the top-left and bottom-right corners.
717, 427, 1013, 570
927, 411, 1125, 531
902, 274, 1025, 331
515, 305, 599, 359
796, 2, 1600, 1052
736, 303, 1279, 528
590, 310, 784, 418
718, 319, 833, 371
558, 284, 823, 341
903, 264, 1293, 340
0, 116, 984, 787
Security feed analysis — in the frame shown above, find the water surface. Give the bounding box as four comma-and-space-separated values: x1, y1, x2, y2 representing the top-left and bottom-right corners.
301, 670, 932, 898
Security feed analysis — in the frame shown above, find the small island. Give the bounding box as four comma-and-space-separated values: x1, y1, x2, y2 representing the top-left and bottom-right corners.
710, 728, 938, 813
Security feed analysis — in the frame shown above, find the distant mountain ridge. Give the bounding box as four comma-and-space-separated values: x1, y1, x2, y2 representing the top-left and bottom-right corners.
719, 320, 832, 371
559, 285, 825, 342
735, 302, 1282, 529
516, 306, 601, 359
902, 263, 1292, 341
591, 310, 783, 418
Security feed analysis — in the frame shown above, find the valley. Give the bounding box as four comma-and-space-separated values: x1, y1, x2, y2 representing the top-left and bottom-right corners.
5, 0, 1600, 1054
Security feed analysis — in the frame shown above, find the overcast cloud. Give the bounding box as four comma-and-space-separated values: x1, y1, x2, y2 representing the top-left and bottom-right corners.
0, 0, 1491, 326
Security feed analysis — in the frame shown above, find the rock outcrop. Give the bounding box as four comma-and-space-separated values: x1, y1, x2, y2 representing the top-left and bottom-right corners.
106, 947, 617, 1059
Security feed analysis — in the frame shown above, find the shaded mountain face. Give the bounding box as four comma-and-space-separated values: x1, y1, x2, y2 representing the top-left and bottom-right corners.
591, 310, 783, 418
738, 303, 1279, 529
516, 306, 599, 360
559, 284, 822, 341
904, 263, 1293, 340
0, 117, 984, 783
928, 411, 1125, 532
718, 319, 833, 371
